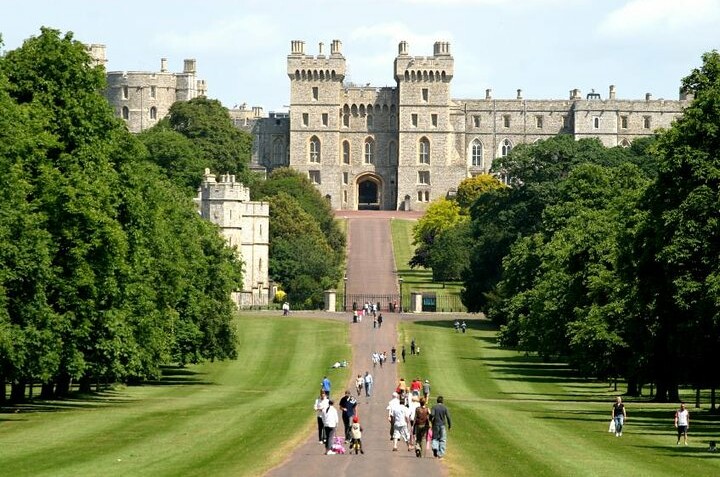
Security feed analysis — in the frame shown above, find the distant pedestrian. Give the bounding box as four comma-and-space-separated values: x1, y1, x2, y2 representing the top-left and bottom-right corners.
423, 379, 431, 400
430, 395, 452, 459
373, 316, 377, 328
413, 397, 430, 457
282, 302, 290, 316
453, 320, 460, 332
323, 400, 339, 454
350, 415, 365, 454
322, 376, 331, 398
340, 390, 358, 440
401, 345, 406, 362
377, 314, 383, 328
314, 390, 329, 444
461, 321, 467, 333
391, 346, 397, 363
355, 374, 364, 396
379, 352, 385, 368
675, 402, 690, 445
612, 396, 626, 437
411, 339, 416, 355
364, 371, 373, 397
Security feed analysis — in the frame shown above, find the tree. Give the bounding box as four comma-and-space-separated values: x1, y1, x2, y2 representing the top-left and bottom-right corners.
455, 174, 505, 210
409, 198, 465, 269
163, 97, 252, 185
137, 127, 205, 195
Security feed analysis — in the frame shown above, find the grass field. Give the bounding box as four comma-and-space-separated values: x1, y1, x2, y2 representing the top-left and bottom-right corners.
0, 315, 350, 477
397, 318, 720, 477
390, 219, 465, 311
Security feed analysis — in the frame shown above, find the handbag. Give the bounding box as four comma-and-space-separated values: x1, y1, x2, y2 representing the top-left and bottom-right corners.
608, 419, 616, 433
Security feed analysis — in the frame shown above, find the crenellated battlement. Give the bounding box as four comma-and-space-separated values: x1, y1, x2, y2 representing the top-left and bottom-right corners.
395, 40, 454, 83
287, 39, 346, 81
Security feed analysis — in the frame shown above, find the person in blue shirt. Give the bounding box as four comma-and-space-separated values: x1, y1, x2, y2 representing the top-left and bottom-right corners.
322, 376, 331, 398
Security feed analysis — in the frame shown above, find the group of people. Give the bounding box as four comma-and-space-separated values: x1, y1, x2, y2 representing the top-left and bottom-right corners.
453, 320, 467, 333
314, 385, 366, 455
386, 385, 451, 459
355, 372, 374, 397
611, 396, 691, 446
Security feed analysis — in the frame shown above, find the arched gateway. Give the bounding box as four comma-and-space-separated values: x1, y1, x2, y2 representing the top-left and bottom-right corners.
356, 174, 382, 210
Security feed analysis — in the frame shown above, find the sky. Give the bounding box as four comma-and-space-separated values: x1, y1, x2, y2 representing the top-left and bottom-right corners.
2, 0, 719, 113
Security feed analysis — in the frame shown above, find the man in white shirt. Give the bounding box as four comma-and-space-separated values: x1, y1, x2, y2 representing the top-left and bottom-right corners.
674, 402, 690, 446
314, 391, 329, 444
388, 395, 411, 451
364, 371, 373, 397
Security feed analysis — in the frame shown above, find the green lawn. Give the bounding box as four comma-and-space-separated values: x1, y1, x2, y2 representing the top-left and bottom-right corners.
390, 219, 465, 311
0, 315, 350, 477
398, 318, 720, 477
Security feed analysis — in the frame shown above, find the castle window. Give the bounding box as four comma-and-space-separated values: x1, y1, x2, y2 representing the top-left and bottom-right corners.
367, 114, 373, 128
621, 116, 628, 129
500, 138, 512, 157
343, 190, 348, 203
419, 138, 430, 164
343, 113, 350, 127
309, 170, 321, 184
150, 86, 156, 99
411, 114, 418, 127
643, 116, 651, 129
418, 171, 430, 185
593, 117, 600, 129
309, 136, 321, 163
149, 107, 157, 120
562, 115, 569, 129
342, 140, 350, 164
343, 172, 349, 185
122, 106, 129, 120
473, 115, 481, 128
431, 114, 438, 127
503, 115, 511, 128
422, 88, 429, 102
364, 138, 375, 164
273, 139, 285, 165
418, 191, 424, 202
302, 113, 309, 127
471, 139, 483, 167
312, 87, 319, 101
322, 113, 328, 126
535, 115, 543, 128
425, 190, 430, 201
122, 86, 129, 99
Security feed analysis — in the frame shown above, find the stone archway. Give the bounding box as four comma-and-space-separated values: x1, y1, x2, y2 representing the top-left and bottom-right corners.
357, 174, 382, 210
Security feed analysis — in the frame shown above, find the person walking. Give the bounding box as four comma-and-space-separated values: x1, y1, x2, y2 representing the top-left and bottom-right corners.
340, 390, 358, 440
461, 321, 467, 333
350, 415, 365, 454
612, 396, 627, 437
410, 339, 416, 355
323, 400, 339, 454
314, 390, 329, 444
364, 371, 373, 397
391, 346, 397, 363
355, 374, 364, 396
321, 376, 331, 398
282, 302, 290, 316
401, 345, 406, 362
389, 394, 412, 452
377, 313, 383, 328
413, 397, 431, 457
675, 402, 690, 445
423, 379, 431, 400
430, 395, 452, 459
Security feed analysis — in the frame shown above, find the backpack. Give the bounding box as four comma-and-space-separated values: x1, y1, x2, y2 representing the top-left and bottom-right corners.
415, 407, 429, 426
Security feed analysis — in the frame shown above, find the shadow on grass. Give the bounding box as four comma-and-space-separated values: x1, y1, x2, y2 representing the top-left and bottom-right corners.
632, 444, 720, 459
411, 319, 497, 331
144, 365, 214, 386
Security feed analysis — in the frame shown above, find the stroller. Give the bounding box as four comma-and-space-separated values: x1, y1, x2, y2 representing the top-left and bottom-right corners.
331, 435, 346, 455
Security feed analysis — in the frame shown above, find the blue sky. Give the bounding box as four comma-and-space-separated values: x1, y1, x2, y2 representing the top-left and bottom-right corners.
2, 0, 719, 112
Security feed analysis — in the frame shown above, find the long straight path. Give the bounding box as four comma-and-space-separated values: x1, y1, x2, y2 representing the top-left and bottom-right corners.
267, 212, 444, 477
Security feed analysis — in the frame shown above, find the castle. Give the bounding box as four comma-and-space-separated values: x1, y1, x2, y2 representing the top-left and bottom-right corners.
249, 40, 690, 211
94, 40, 691, 212
195, 170, 270, 307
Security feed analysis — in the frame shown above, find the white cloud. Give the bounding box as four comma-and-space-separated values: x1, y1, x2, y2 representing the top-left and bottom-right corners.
153, 14, 280, 54
598, 0, 720, 37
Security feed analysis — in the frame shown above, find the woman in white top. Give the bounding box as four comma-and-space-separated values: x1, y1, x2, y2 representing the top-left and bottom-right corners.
314, 391, 329, 444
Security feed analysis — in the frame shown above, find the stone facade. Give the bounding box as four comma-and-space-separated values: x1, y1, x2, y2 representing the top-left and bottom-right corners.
89, 45, 207, 133
250, 39, 691, 211
195, 170, 270, 307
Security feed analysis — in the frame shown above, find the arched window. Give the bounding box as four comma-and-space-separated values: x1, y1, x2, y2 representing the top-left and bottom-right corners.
471, 139, 483, 167
501, 138, 512, 157
364, 138, 375, 164
367, 114, 373, 128
149, 106, 157, 120
122, 106, 129, 120
309, 136, 321, 163
342, 140, 350, 164
419, 137, 430, 164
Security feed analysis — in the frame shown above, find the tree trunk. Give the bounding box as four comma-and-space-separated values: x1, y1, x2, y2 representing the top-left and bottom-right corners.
55, 374, 72, 398
10, 380, 26, 403
40, 381, 55, 400
0, 371, 5, 405
626, 376, 641, 397
79, 375, 92, 394
711, 387, 717, 412
695, 387, 701, 408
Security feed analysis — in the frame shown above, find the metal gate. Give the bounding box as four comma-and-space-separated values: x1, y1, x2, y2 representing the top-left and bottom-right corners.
337, 294, 401, 313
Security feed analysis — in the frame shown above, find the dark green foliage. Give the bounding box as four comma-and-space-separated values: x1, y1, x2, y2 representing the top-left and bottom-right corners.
255, 169, 345, 308
0, 28, 241, 402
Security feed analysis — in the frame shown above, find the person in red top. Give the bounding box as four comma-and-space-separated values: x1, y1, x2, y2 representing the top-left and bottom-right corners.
410, 377, 422, 397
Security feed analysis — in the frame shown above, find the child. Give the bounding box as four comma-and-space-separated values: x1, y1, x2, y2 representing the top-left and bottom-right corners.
350, 415, 365, 454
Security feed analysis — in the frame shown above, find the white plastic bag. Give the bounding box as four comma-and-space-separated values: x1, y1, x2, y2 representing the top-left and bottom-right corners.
608, 419, 616, 433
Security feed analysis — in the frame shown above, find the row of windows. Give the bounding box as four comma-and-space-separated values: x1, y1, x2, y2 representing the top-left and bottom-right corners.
307, 170, 432, 187
121, 85, 158, 100
121, 106, 158, 121
410, 113, 439, 128
306, 136, 514, 166
469, 113, 652, 130
302, 112, 397, 129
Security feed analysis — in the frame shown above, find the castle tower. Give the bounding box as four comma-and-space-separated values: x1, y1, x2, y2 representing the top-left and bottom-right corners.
287, 40, 347, 206
394, 41, 460, 210
196, 169, 270, 307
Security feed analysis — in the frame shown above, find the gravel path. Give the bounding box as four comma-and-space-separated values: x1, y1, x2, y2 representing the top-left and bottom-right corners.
266, 212, 446, 477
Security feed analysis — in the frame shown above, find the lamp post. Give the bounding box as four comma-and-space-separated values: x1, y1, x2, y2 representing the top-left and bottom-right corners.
398, 277, 404, 314
343, 274, 348, 311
